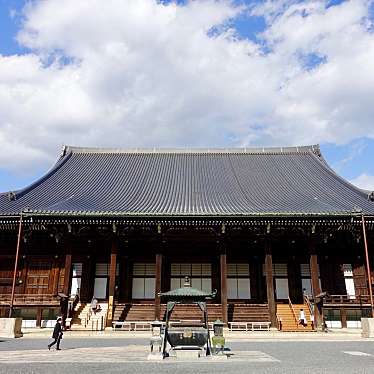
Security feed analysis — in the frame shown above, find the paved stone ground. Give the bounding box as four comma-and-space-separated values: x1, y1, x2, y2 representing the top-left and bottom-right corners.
1, 336, 374, 373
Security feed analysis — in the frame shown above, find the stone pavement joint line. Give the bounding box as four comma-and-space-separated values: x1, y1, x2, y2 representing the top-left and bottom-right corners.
0, 347, 279, 363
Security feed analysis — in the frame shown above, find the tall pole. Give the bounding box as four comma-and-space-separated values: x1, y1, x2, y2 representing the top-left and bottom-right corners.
361, 214, 374, 317
9, 213, 23, 318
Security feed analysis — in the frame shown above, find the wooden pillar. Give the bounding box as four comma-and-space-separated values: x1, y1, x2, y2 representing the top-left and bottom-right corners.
362, 214, 374, 318
20, 256, 28, 294
154, 253, 163, 320
62, 253, 72, 296
340, 307, 347, 328
265, 237, 277, 328
220, 250, 228, 325
52, 258, 60, 295
288, 260, 302, 303
107, 237, 118, 327
249, 260, 257, 302
60, 234, 73, 327
36, 307, 42, 328
120, 257, 131, 303
310, 255, 321, 295
309, 236, 322, 330
9, 214, 23, 318
218, 232, 228, 325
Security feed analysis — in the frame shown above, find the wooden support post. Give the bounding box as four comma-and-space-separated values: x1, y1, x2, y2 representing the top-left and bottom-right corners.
36, 307, 42, 328
120, 257, 130, 303
362, 214, 374, 318
154, 253, 163, 320
62, 253, 72, 296
52, 258, 60, 296
107, 237, 118, 327
309, 237, 322, 330
249, 260, 257, 302
264, 237, 277, 328
340, 307, 347, 328
61, 241, 72, 327
9, 213, 23, 318
310, 254, 321, 295
220, 251, 228, 325
20, 256, 27, 294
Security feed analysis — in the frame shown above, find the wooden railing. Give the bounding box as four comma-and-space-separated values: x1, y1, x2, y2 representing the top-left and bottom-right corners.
324, 294, 372, 304
288, 297, 298, 324
0, 294, 59, 306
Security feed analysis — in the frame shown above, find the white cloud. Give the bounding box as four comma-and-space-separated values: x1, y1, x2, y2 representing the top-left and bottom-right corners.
1, 0, 374, 173
350, 173, 374, 191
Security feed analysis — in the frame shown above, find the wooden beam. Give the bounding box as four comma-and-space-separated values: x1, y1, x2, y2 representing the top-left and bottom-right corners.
154, 253, 163, 320
107, 237, 118, 327
265, 237, 277, 328
220, 248, 228, 325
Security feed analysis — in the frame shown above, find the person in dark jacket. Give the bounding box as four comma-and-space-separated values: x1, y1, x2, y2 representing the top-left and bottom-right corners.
48, 317, 63, 350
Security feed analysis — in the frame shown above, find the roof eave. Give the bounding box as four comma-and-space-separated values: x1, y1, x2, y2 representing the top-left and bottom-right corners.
8, 209, 367, 219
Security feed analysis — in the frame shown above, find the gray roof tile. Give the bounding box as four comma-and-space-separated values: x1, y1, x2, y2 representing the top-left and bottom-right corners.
0, 145, 373, 216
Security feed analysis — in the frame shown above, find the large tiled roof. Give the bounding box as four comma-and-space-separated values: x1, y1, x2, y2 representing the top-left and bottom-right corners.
0, 145, 373, 217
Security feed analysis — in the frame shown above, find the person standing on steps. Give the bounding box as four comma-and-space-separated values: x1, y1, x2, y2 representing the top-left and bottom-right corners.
48, 317, 63, 350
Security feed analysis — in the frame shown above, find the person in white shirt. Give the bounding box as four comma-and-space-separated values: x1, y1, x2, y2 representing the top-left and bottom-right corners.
299, 309, 307, 327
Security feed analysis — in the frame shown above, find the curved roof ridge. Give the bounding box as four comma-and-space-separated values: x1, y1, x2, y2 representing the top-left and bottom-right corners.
310, 150, 373, 200
3, 151, 72, 199
63, 144, 321, 155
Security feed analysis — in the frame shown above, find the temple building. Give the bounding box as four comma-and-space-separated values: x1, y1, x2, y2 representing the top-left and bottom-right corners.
0, 145, 373, 330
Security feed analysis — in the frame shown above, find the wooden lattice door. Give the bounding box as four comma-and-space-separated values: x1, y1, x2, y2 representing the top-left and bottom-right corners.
352, 264, 368, 297
25, 262, 52, 295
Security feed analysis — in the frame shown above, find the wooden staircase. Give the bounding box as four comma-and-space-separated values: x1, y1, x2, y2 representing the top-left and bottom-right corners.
113, 303, 222, 322
113, 303, 270, 323
168, 304, 222, 322
277, 302, 314, 331
113, 303, 156, 322
71, 302, 86, 325
71, 302, 108, 330
228, 303, 270, 322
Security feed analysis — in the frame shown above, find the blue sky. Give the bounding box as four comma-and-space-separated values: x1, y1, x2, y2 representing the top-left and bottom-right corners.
0, 0, 374, 192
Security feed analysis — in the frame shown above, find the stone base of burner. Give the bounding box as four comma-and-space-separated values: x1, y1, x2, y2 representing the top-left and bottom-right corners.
147, 353, 163, 361
173, 347, 202, 360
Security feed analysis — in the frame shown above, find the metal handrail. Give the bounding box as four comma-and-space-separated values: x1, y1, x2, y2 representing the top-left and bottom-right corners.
276, 314, 282, 330
85, 307, 93, 328
303, 294, 313, 316
288, 297, 298, 324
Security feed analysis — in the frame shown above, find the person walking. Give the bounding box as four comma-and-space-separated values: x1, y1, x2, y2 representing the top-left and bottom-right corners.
48, 317, 63, 350
299, 309, 307, 328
